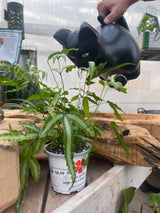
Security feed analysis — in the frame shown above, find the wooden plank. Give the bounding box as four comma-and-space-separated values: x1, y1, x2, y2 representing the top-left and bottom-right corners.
0, 137, 19, 212
44, 156, 113, 213
3, 160, 49, 213
52, 166, 151, 213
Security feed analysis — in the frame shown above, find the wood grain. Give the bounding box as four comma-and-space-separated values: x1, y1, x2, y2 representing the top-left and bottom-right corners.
0, 134, 20, 212
3, 160, 49, 213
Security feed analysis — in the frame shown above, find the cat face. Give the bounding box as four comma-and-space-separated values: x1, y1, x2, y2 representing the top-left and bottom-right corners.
54, 21, 140, 86
54, 22, 101, 68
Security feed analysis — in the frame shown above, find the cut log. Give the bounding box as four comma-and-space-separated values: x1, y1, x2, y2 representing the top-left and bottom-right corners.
92, 124, 160, 167
93, 112, 160, 142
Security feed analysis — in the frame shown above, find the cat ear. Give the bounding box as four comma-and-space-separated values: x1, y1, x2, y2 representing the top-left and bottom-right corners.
78, 22, 99, 43
53, 29, 71, 48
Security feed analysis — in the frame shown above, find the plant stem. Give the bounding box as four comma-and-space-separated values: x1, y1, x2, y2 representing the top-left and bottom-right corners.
92, 84, 109, 118
58, 59, 65, 94
47, 60, 59, 89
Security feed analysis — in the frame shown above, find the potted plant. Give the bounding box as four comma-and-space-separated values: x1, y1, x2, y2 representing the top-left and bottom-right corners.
0, 48, 128, 212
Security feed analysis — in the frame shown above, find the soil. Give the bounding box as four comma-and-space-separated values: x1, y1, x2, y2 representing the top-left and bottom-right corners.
46, 141, 90, 155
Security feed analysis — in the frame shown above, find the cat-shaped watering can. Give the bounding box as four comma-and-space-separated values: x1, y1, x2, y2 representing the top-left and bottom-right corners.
54, 15, 140, 86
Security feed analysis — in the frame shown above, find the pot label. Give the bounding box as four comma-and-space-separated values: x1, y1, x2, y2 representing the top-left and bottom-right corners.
50, 160, 87, 193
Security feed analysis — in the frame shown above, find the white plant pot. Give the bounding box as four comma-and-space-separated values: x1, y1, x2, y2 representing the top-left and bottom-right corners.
44, 142, 91, 194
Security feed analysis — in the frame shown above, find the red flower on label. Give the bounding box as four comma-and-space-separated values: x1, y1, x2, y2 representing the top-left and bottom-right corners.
75, 159, 85, 174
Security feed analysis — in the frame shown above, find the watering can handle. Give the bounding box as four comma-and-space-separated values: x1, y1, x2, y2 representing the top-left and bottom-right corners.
97, 12, 129, 31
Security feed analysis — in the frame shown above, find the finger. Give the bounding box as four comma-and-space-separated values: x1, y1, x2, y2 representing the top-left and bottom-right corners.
103, 11, 119, 24
97, 1, 109, 17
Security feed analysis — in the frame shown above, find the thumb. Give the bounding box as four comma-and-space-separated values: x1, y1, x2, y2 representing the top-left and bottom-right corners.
103, 12, 119, 24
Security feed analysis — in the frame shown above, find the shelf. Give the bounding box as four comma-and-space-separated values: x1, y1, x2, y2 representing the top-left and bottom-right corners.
136, 32, 160, 61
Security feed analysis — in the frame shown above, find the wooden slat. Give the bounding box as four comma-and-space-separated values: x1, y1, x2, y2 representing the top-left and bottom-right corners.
3, 160, 49, 213
52, 165, 151, 213
44, 156, 112, 213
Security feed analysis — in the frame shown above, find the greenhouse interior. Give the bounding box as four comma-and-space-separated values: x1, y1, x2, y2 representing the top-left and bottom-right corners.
0, 0, 160, 213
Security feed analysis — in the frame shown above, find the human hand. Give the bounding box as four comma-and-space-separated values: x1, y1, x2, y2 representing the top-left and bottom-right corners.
97, 0, 139, 24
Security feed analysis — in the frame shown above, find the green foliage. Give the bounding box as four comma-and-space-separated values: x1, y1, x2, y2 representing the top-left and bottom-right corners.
118, 188, 160, 213
149, 192, 160, 213
0, 48, 130, 213
0, 59, 42, 104
137, 13, 160, 34
109, 121, 130, 157
118, 187, 136, 213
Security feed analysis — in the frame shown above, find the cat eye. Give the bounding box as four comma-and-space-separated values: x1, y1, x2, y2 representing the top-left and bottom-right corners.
82, 52, 89, 58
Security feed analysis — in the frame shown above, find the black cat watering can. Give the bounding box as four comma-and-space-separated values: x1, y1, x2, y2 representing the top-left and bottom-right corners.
54, 15, 140, 86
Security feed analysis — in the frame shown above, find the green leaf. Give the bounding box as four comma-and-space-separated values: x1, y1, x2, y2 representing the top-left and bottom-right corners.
47, 108, 57, 119
15, 189, 25, 213
107, 74, 127, 92
100, 63, 134, 77
88, 61, 95, 81
83, 145, 97, 166
87, 97, 97, 105
118, 187, 137, 213
32, 138, 46, 156
149, 193, 160, 208
0, 78, 25, 86
27, 93, 43, 101
20, 145, 32, 162
2, 103, 25, 109
0, 60, 13, 69
0, 131, 39, 142
71, 95, 79, 102
63, 65, 76, 73
119, 87, 127, 93
99, 80, 106, 87
62, 90, 69, 96
20, 160, 30, 189
66, 112, 92, 136
107, 101, 124, 122
121, 187, 136, 213
14, 64, 27, 80
87, 91, 102, 102
39, 113, 63, 138
82, 97, 89, 118
19, 123, 40, 133
63, 116, 76, 187
51, 93, 60, 107
48, 48, 78, 61
29, 157, 41, 182
109, 121, 130, 157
